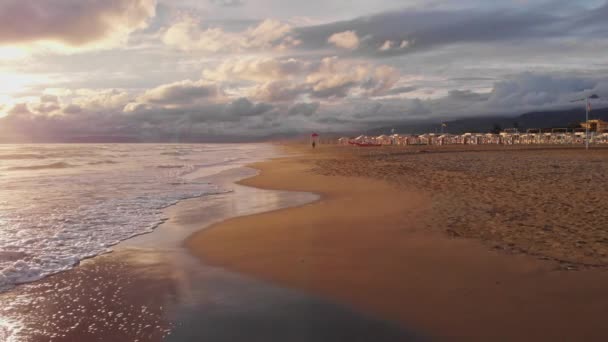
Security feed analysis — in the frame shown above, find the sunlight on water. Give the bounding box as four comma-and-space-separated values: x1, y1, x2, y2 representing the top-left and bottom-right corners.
0, 316, 23, 342
0, 143, 276, 292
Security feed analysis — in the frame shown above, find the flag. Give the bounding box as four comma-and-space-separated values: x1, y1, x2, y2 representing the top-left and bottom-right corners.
587, 101, 592, 112
441, 123, 447, 127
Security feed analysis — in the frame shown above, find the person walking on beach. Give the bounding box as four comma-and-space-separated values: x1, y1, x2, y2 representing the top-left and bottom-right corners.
311, 132, 319, 149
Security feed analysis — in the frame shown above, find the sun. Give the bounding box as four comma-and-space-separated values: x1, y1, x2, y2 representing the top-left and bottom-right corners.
0, 46, 29, 61
0, 72, 40, 97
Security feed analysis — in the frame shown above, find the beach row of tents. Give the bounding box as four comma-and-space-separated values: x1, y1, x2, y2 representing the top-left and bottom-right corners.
338, 132, 608, 146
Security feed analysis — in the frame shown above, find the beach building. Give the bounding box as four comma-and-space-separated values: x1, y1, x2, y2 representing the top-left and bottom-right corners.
581, 119, 608, 133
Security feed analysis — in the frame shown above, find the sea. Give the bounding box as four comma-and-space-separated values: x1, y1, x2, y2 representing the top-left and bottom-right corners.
0, 143, 277, 292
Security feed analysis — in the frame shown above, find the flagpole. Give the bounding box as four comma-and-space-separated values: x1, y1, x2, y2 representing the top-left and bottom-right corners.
586, 98, 589, 150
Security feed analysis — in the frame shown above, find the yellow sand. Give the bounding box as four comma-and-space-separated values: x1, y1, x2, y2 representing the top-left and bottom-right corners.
187, 145, 608, 340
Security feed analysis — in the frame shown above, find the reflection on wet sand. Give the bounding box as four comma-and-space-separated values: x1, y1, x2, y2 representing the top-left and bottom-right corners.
0, 251, 176, 341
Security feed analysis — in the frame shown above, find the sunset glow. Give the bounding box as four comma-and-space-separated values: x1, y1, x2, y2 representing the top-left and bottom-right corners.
0, 0, 607, 142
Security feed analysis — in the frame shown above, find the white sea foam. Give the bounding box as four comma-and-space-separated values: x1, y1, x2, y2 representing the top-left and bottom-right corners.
0, 316, 22, 342
0, 143, 276, 292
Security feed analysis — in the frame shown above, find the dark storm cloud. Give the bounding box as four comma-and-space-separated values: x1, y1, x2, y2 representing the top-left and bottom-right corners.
0, 0, 155, 45
310, 82, 356, 99
288, 102, 320, 116
224, 97, 274, 118
447, 90, 491, 102
293, 2, 608, 57
385, 86, 418, 95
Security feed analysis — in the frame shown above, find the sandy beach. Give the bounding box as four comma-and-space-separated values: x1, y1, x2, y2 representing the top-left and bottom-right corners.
189, 144, 608, 340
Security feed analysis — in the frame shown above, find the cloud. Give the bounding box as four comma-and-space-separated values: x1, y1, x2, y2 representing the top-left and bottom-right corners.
484, 73, 598, 109
224, 97, 274, 118
202, 55, 400, 101
327, 30, 360, 49
447, 89, 490, 102
8, 103, 33, 116
295, 4, 608, 57
35, 94, 61, 114
203, 57, 311, 82
40, 94, 59, 103
378, 39, 410, 52
385, 86, 418, 95
130, 80, 222, 109
306, 57, 399, 98
3, 62, 608, 142
0, 0, 156, 49
379, 40, 393, 51
250, 80, 307, 102
209, 0, 245, 7
162, 17, 299, 53
288, 102, 320, 116
63, 104, 83, 114
73, 89, 132, 111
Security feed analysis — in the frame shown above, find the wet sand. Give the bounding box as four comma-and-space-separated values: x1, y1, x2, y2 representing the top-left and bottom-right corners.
188, 145, 608, 340
0, 166, 418, 342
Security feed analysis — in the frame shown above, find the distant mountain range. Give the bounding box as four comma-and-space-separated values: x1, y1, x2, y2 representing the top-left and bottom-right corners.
367, 106, 608, 136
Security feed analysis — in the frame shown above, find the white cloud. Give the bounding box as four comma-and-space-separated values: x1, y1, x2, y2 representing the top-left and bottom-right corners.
306, 57, 399, 98
162, 17, 299, 53
379, 40, 409, 52
379, 40, 393, 51
203, 57, 310, 82
71, 89, 132, 113
250, 80, 307, 102
202, 56, 402, 100
129, 79, 223, 110
327, 30, 360, 50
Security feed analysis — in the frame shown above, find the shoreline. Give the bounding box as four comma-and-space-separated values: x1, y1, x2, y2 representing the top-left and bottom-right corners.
188, 144, 608, 340
1, 148, 417, 341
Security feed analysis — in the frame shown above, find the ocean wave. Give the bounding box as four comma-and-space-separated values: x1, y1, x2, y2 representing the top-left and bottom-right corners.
0, 154, 45, 160
160, 151, 187, 156
157, 165, 184, 169
6, 162, 74, 171
87, 160, 118, 165
0, 189, 224, 292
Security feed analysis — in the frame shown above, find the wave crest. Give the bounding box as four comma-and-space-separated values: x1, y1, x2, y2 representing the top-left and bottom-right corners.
7, 162, 74, 171
0, 154, 45, 160
157, 165, 184, 169
87, 160, 118, 165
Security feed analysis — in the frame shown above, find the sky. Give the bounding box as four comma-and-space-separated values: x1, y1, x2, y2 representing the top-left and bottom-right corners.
1, 0, 608, 141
